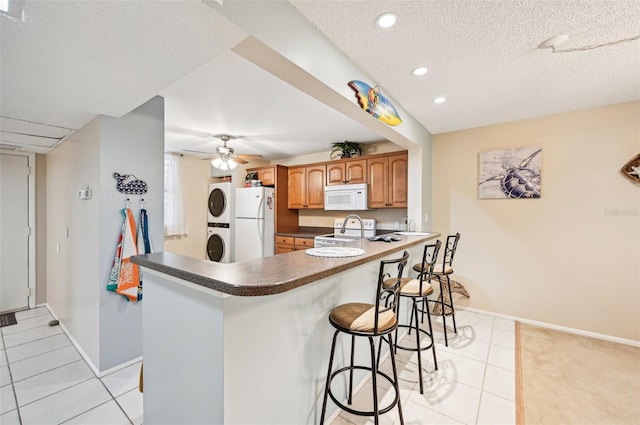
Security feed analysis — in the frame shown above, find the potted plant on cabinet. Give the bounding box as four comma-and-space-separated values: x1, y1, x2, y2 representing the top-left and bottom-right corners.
330, 141, 362, 159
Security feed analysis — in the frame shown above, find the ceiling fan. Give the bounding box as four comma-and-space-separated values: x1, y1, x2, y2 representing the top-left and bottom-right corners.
182, 134, 263, 170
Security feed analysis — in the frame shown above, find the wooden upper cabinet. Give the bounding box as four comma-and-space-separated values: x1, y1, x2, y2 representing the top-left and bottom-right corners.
326, 159, 367, 185
287, 166, 306, 209
258, 167, 275, 186
305, 165, 326, 209
388, 154, 408, 207
367, 153, 407, 208
287, 165, 326, 209
367, 157, 389, 208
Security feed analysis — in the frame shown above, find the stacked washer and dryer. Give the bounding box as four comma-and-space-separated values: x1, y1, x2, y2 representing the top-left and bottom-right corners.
207, 183, 233, 263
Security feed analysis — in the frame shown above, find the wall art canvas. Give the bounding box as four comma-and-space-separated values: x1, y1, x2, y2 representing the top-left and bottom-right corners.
479, 147, 542, 199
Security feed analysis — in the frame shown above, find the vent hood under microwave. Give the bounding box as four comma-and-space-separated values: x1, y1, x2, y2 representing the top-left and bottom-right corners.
324, 183, 368, 210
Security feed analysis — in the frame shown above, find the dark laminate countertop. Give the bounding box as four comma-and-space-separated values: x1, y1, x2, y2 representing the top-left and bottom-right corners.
132, 232, 440, 297
275, 227, 333, 239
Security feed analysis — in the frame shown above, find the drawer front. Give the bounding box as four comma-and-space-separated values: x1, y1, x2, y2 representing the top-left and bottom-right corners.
276, 236, 295, 246
275, 245, 296, 255
294, 238, 314, 248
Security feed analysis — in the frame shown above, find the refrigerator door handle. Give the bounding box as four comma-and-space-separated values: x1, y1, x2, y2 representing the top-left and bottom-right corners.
257, 193, 264, 243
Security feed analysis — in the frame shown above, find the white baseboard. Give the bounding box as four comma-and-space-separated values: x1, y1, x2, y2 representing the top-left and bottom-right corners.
44, 304, 143, 378
459, 306, 640, 348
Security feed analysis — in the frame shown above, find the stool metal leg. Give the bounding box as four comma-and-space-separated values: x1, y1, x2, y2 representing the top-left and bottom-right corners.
348, 334, 355, 405
387, 332, 404, 425
368, 336, 379, 425
320, 330, 339, 425
424, 297, 438, 372
412, 298, 425, 394
446, 275, 458, 334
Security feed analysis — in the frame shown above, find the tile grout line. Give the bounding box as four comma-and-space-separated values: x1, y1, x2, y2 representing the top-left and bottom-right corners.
1, 319, 24, 424
9, 345, 80, 383
96, 373, 136, 425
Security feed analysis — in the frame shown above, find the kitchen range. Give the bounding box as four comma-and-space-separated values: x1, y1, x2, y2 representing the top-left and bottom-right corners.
314, 217, 376, 247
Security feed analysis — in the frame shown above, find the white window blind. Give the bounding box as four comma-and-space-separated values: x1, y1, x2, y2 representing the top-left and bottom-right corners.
164, 154, 186, 236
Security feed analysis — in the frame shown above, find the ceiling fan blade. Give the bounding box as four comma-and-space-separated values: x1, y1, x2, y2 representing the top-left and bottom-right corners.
232, 157, 249, 164
236, 154, 263, 159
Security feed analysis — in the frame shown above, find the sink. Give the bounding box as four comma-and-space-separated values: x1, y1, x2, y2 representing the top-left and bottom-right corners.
394, 231, 432, 236
305, 247, 366, 258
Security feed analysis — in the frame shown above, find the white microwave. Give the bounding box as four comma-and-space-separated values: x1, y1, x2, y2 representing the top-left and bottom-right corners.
324, 183, 368, 210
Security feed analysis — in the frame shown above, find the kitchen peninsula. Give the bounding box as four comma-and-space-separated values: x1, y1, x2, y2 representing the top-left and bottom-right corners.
132, 232, 439, 424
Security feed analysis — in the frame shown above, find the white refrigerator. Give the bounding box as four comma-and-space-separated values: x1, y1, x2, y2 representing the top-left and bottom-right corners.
234, 187, 275, 262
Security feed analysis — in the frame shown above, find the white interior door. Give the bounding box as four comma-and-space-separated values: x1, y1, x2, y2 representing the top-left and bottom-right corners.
0, 153, 30, 312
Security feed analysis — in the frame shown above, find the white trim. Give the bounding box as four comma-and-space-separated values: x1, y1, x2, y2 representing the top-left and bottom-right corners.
44, 303, 143, 377
44, 303, 101, 376
27, 152, 36, 309
98, 355, 143, 378
459, 306, 640, 348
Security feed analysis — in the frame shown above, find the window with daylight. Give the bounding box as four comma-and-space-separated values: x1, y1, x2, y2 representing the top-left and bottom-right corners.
0, 0, 9, 12
164, 154, 186, 236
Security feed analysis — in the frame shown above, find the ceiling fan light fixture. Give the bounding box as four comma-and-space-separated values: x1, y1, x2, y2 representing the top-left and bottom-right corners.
212, 157, 223, 168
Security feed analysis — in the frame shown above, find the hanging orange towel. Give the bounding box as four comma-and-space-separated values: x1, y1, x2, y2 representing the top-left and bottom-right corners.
116, 208, 140, 302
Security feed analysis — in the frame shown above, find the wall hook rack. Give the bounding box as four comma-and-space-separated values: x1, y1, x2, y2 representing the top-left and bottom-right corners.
113, 172, 148, 195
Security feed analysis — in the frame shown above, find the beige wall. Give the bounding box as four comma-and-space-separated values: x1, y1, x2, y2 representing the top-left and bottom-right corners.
164, 155, 214, 259
432, 101, 640, 341
35, 153, 47, 305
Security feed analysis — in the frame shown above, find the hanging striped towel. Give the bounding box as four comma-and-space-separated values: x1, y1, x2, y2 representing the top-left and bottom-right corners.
116, 208, 140, 302
136, 208, 152, 301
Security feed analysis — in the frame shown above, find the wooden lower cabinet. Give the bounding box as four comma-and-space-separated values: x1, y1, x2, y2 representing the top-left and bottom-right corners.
275, 236, 314, 254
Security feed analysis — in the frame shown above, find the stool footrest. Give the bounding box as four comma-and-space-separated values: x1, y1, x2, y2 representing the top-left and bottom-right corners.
392, 325, 436, 352
328, 366, 399, 417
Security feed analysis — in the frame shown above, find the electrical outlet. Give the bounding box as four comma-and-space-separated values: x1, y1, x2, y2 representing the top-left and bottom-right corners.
394, 221, 400, 230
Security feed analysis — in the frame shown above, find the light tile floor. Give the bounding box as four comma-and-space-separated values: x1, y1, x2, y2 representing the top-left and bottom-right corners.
0, 307, 143, 425
1, 306, 514, 425
328, 308, 516, 425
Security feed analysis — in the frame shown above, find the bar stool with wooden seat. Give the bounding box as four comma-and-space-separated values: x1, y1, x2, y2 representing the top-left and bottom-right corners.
414, 233, 461, 346
384, 240, 441, 394
319, 251, 410, 425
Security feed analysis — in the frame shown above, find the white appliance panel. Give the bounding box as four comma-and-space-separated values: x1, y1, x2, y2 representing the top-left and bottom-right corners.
208, 183, 233, 224
235, 186, 268, 219
207, 225, 232, 263
234, 187, 275, 262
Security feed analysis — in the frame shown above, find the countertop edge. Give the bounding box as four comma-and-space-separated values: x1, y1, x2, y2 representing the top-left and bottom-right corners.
132, 233, 440, 296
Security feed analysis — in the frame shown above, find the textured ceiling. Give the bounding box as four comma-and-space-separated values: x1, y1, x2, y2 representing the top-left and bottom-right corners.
1, 0, 639, 156
0, 0, 245, 152
292, 0, 640, 134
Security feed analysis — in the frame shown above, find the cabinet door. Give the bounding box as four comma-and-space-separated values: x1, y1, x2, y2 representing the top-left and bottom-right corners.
388, 154, 408, 207
275, 244, 296, 255
306, 165, 326, 209
287, 167, 306, 209
367, 157, 389, 208
326, 163, 346, 186
259, 167, 275, 186
345, 159, 367, 184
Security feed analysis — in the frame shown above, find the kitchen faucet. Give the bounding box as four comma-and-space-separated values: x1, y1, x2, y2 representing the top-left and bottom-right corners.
340, 214, 365, 239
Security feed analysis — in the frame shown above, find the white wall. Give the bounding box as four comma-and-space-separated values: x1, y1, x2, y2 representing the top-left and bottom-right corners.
432, 102, 640, 341
98, 96, 165, 371
46, 118, 102, 366
46, 96, 165, 372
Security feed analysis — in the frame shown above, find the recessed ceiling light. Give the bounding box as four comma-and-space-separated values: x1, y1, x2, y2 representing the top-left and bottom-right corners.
376, 12, 397, 29
433, 97, 446, 104
411, 67, 428, 76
